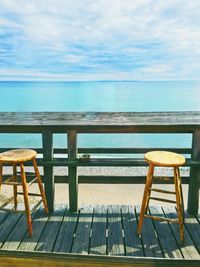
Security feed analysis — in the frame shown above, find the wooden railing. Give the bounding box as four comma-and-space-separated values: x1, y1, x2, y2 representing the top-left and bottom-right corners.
0, 112, 200, 214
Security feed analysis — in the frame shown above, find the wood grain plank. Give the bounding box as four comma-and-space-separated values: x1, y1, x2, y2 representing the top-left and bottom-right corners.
2, 207, 37, 250
89, 205, 107, 255
0, 211, 22, 248
162, 206, 200, 259
107, 205, 125, 256
0, 112, 199, 136
53, 207, 79, 253
0, 111, 200, 127
0, 210, 9, 225
121, 205, 143, 256
0, 204, 199, 264
135, 205, 163, 258
18, 208, 49, 251
71, 205, 93, 254
149, 206, 183, 258
184, 211, 200, 254
35, 205, 65, 252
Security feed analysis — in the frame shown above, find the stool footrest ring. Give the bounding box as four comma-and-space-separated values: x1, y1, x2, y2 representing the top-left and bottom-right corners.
31, 199, 43, 213
144, 214, 178, 223
150, 188, 176, 194
28, 176, 38, 187
17, 192, 41, 197
150, 197, 177, 204
2, 176, 39, 186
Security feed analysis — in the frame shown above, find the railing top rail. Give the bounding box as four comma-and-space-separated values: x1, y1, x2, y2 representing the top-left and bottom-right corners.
1, 111, 200, 132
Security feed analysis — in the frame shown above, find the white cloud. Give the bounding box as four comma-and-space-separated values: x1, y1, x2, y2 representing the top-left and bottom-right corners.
0, 0, 199, 80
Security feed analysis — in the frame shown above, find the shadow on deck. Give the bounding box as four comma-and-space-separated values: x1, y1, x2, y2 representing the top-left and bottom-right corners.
0, 205, 199, 266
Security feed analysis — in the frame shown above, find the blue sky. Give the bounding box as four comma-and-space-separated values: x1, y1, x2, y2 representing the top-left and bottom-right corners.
0, 0, 200, 81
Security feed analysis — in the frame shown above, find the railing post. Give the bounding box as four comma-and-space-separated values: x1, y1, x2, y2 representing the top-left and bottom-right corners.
68, 130, 78, 211
187, 130, 200, 214
42, 130, 54, 212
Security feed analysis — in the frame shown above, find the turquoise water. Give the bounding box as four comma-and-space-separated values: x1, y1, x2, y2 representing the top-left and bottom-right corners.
0, 81, 200, 149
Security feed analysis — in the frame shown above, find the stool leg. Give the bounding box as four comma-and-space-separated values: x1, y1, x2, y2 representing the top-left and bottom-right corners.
174, 166, 184, 241
144, 165, 154, 214
32, 158, 49, 214
0, 164, 2, 191
176, 167, 184, 222
20, 163, 32, 237
138, 163, 154, 235
13, 164, 18, 209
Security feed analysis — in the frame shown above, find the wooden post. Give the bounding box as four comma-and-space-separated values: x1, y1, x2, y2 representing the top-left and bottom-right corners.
68, 130, 78, 211
187, 130, 200, 214
42, 130, 54, 212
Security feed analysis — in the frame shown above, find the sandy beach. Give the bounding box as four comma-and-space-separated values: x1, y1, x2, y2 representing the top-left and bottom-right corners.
0, 166, 192, 208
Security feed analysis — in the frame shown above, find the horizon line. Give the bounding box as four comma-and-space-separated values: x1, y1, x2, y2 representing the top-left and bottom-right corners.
0, 79, 199, 82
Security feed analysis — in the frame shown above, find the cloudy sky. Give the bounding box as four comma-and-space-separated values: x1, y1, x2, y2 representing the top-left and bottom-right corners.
0, 0, 200, 80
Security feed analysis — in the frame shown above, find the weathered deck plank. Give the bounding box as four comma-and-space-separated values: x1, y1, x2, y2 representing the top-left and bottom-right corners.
35, 205, 65, 252
0, 204, 199, 266
149, 206, 183, 258
121, 205, 143, 257
0, 210, 9, 225
162, 206, 200, 259
184, 211, 200, 254
89, 205, 107, 255
107, 205, 125, 256
53, 207, 79, 253
71, 205, 93, 254
18, 208, 49, 251
135, 205, 163, 258
0, 212, 22, 248
2, 211, 36, 251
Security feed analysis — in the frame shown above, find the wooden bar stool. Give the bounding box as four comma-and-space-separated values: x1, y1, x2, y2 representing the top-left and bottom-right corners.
0, 149, 49, 236
137, 150, 185, 241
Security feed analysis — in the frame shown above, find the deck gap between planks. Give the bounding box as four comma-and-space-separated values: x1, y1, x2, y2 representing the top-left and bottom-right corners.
69, 208, 81, 253
134, 205, 145, 257
51, 205, 69, 252
87, 206, 94, 255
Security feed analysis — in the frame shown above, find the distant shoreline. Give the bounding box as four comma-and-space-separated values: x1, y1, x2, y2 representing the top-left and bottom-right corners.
0, 80, 198, 82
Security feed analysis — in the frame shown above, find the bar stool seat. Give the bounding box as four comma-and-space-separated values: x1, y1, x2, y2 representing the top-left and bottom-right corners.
145, 151, 185, 166
138, 150, 185, 241
0, 149, 49, 236
0, 149, 37, 163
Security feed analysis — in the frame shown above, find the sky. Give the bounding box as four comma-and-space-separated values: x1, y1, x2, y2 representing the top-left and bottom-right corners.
0, 0, 200, 81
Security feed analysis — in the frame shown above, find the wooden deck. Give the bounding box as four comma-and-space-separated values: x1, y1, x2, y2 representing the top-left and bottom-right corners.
0, 205, 199, 266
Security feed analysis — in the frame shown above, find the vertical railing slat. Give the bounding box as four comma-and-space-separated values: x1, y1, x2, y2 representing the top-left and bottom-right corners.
187, 130, 200, 214
68, 130, 78, 211
42, 130, 54, 212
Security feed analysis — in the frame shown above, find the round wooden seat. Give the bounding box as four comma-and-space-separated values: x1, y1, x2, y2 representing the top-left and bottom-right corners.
0, 149, 37, 163
145, 151, 185, 167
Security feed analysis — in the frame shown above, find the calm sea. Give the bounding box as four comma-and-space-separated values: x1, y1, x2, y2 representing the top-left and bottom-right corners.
0, 80, 200, 150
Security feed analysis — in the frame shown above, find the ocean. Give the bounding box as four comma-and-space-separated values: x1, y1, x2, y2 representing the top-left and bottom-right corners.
0, 80, 200, 150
